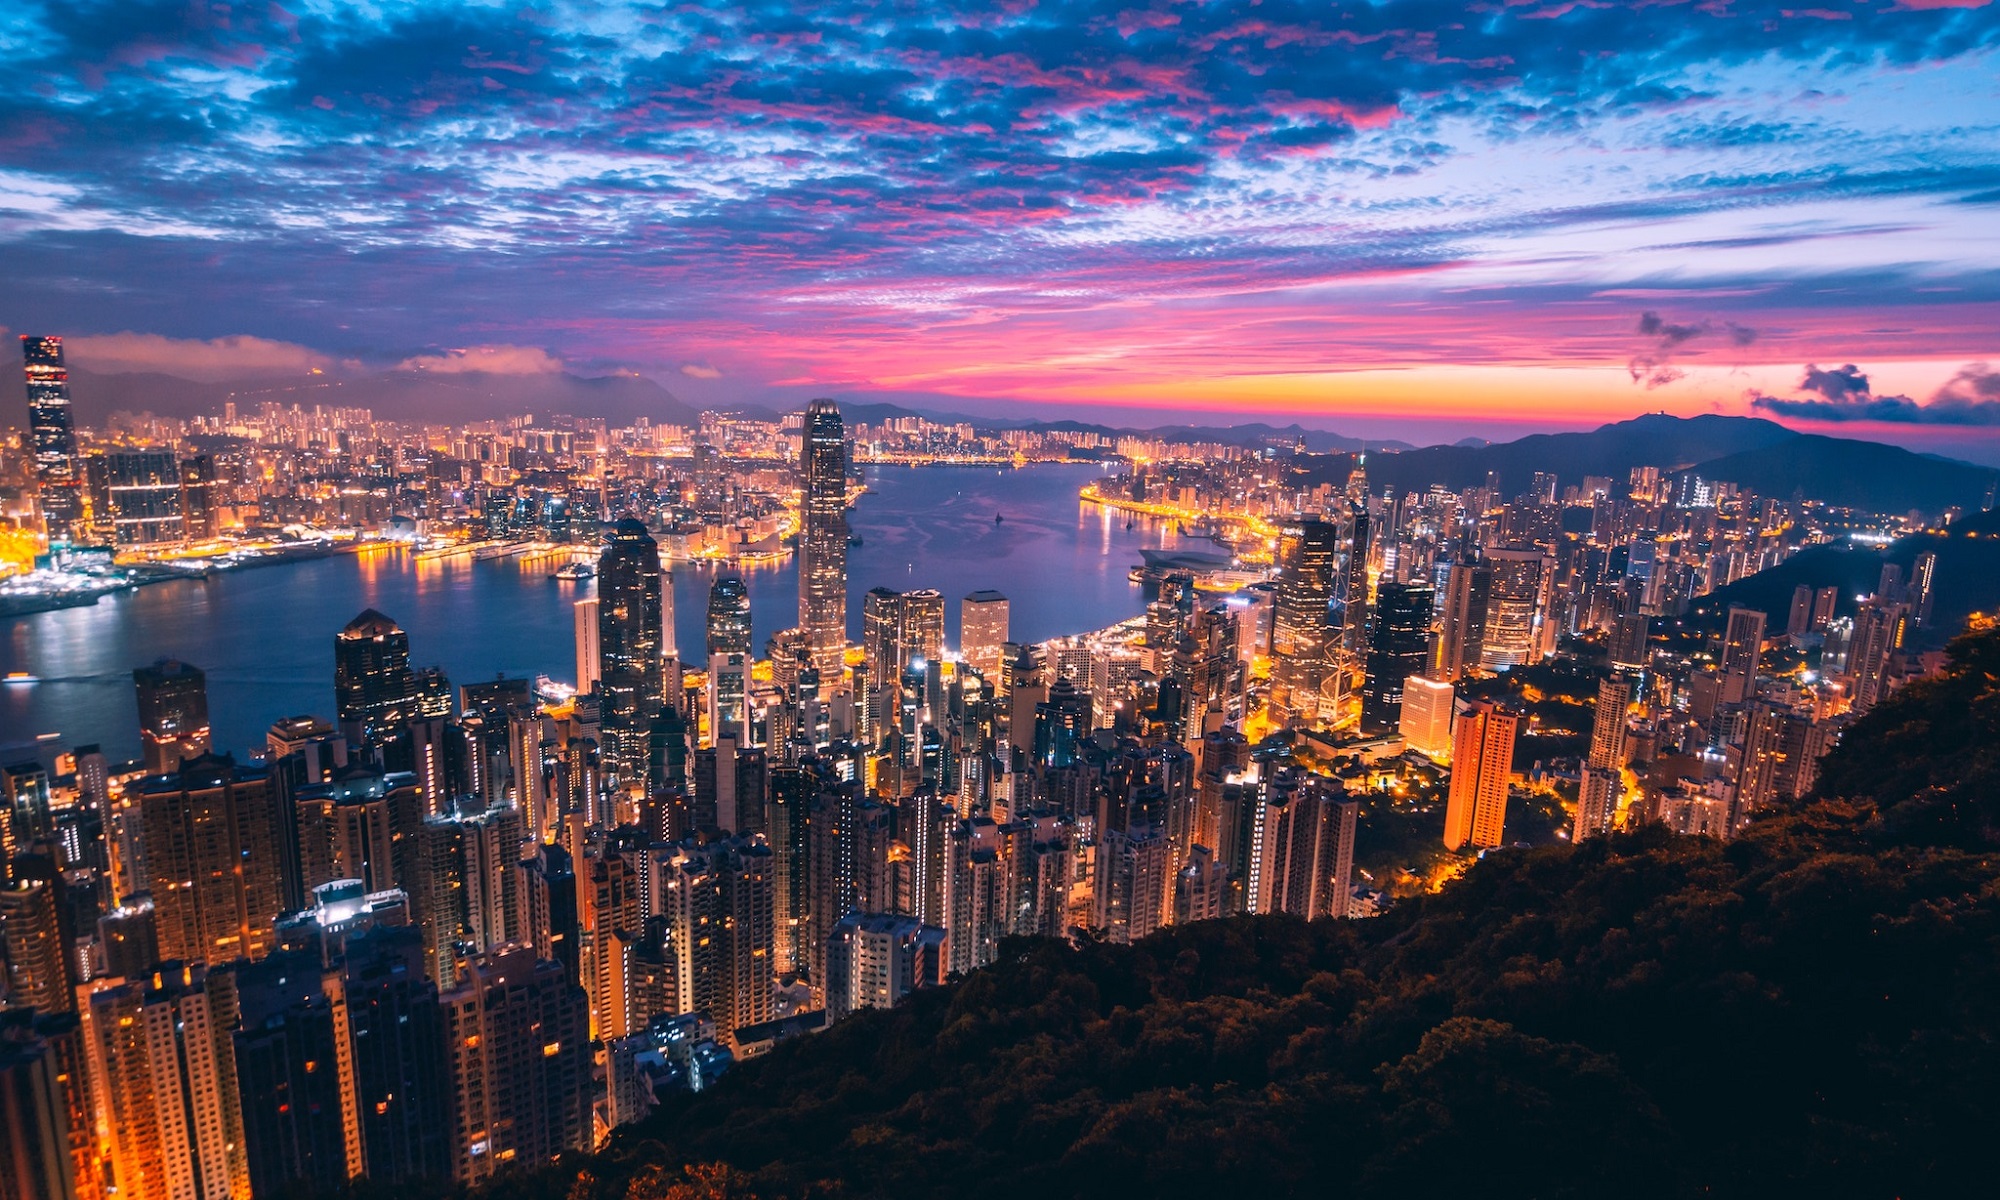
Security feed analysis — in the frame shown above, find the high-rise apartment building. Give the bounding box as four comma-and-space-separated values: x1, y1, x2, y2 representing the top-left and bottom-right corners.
1399, 676, 1455, 761
799, 400, 849, 683
19, 336, 83, 545
1719, 606, 1767, 704
825, 913, 944, 1019
1091, 823, 1170, 943
598, 518, 665, 778
134, 754, 285, 965
1443, 702, 1517, 851
574, 596, 600, 693
133, 658, 212, 775
439, 946, 592, 1185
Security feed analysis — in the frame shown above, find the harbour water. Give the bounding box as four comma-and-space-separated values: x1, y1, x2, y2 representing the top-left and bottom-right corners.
0, 463, 1197, 762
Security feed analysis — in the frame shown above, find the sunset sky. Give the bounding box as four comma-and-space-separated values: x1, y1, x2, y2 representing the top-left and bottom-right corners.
1, 0, 1997, 448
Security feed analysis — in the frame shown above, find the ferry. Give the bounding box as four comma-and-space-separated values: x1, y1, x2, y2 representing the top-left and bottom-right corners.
549, 562, 595, 581
3, 672, 36, 685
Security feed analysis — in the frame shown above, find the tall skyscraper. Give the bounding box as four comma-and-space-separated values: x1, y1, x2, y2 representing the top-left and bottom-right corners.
960, 590, 1009, 680
1269, 517, 1339, 725
1436, 558, 1491, 680
799, 399, 849, 684
706, 574, 752, 659
598, 518, 665, 778
334, 610, 418, 747
134, 658, 212, 774
339, 928, 453, 1184
1479, 548, 1547, 669
1443, 702, 1517, 851
19, 336, 83, 546
574, 596, 600, 693
1362, 581, 1434, 733
0, 1012, 88, 1200
1587, 676, 1633, 771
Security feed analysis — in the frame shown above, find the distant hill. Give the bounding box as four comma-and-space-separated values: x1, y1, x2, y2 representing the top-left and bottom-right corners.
1341, 413, 1800, 497
1684, 434, 1996, 515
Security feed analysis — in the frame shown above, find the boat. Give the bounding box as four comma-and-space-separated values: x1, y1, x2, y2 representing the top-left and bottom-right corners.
549, 562, 595, 581
3, 672, 36, 685
848, 535, 863, 546
994, 513, 1004, 524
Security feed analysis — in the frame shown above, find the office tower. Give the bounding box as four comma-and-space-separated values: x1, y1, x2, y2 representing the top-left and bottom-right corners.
134, 754, 285, 965
1362, 581, 1434, 733
1609, 610, 1651, 671
334, 609, 418, 746
2, 762, 52, 848
1436, 558, 1491, 680
574, 597, 601, 692
598, 518, 666, 779
19, 336, 82, 545
862, 587, 904, 688
1269, 517, 1338, 724
767, 763, 817, 976
657, 839, 776, 1040
708, 654, 750, 746
1574, 765, 1621, 844
0, 878, 73, 1014
900, 589, 946, 666
1336, 501, 1372, 658
799, 399, 849, 683
338, 928, 452, 1183
1719, 606, 1767, 705
1031, 675, 1091, 769
1786, 584, 1815, 640
825, 913, 944, 1020
1910, 551, 1937, 626
83, 962, 250, 1200
1587, 676, 1632, 771
179, 454, 220, 540
960, 590, 1009, 680
134, 658, 212, 774
807, 781, 861, 987
1245, 771, 1356, 920
1399, 676, 1455, 761
0, 1013, 85, 1200
1479, 548, 1546, 669
231, 951, 357, 1196
706, 574, 752, 658
1443, 702, 1518, 851
99, 450, 187, 546
439, 947, 592, 1185
1091, 823, 1170, 943
418, 798, 526, 987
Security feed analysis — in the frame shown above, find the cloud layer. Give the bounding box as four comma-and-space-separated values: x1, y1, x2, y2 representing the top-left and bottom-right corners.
0, 1, 1996, 419
1752, 361, 2000, 425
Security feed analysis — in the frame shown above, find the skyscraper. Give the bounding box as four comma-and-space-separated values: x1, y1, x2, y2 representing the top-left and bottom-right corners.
1362, 581, 1434, 733
134, 658, 212, 774
19, 336, 83, 546
439, 946, 592, 1185
1480, 548, 1547, 669
1399, 676, 1455, 761
1719, 606, 1767, 705
1436, 558, 1491, 680
706, 574, 752, 659
960, 590, 1009, 680
1443, 701, 1517, 851
598, 518, 665, 778
574, 596, 600, 693
1269, 517, 1339, 725
798, 399, 849, 684
334, 609, 418, 747
134, 754, 285, 965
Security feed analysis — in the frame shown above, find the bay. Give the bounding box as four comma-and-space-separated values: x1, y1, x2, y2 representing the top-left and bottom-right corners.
0, 463, 1187, 762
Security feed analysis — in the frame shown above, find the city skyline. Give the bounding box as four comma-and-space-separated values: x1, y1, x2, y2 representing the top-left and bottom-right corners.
0, 3, 1997, 455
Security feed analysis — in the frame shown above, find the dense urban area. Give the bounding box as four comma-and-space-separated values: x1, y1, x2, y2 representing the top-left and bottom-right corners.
0, 333, 1993, 1198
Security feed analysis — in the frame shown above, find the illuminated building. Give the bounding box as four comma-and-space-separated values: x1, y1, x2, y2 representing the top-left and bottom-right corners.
1479, 548, 1547, 669
1719, 606, 1767, 705
573, 597, 600, 693
657, 838, 775, 1041
1361, 581, 1434, 733
418, 798, 526, 987
0, 1011, 90, 1200
134, 658, 212, 775
598, 518, 665, 779
338, 928, 452, 1183
83, 962, 250, 1200
1574, 766, 1621, 844
294, 768, 424, 896
1269, 517, 1338, 725
825, 913, 944, 1019
18, 336, 83, 545
1399, 676, 1455, 761
0, 878, 73, 1014
334, 610, 418, 747
705, 574, 752, 659
798, 399, 849, 684
1091, 823, 1170, 943
959, 590, 1009, 681
1443, 702, 1517, 851
1588, 676, 1632, 771
134, 754, 285, 965
1245, 770, 1355, 919
439, 946, 591, 1184
1436, 557, 1490, 680
230, 950, 359, 1195
95, 451, 186, 547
